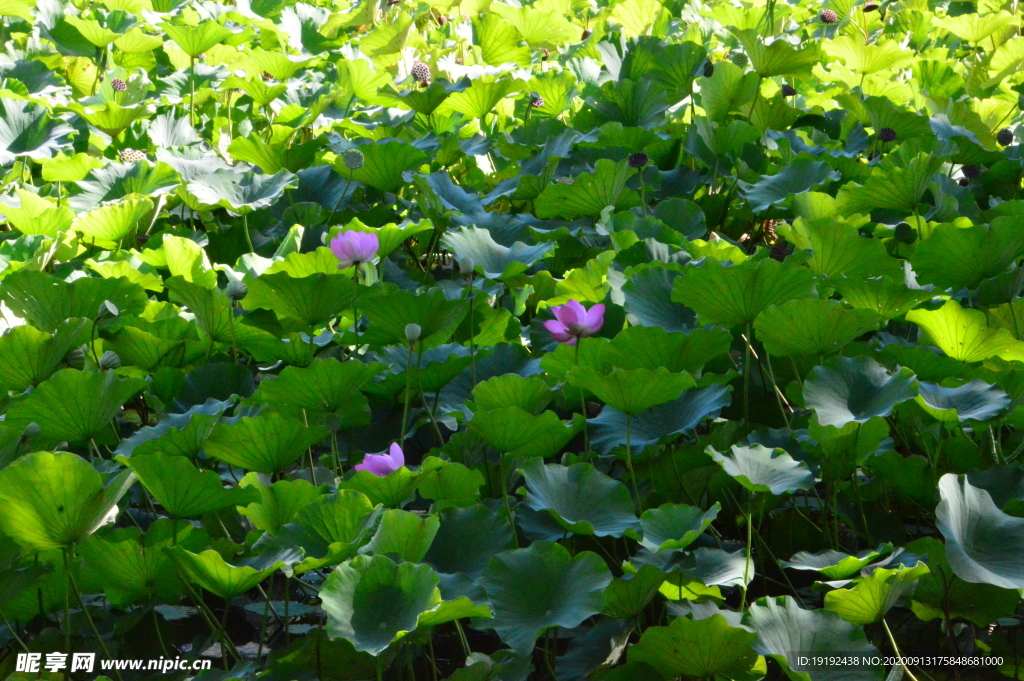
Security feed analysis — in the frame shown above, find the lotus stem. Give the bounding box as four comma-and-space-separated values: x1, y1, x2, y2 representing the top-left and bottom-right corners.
624, 414, 642, 512
400, 340, 414, 445
743, 322, 752, 427
740, 491, 753, 612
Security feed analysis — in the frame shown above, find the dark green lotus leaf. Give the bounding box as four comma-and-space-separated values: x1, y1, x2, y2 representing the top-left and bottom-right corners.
836, 152, 942, 215
534, 159, 639, 219
371, 343, 480, 395
344, 141, 427, 194
127, 452, 259, 518
671, 257, 817, 328
911, 217, 1024, 291
0, 451, 135, 551
740, 156, 839, 213
270, 490, 380, 572
915, 379, 1009, 422
340, 467, 419, 508
742, 596, 884, 681
0, 99, 74, 165
6, 369, 146, 445
113, 397, 231, 460
417, 457, 485, 507
1, 269, 148, 333
590, 384, 731, 455
204, 413, 329, 474
0, 318, 90, 391
361, 508, 439, 563
383, 78, 471, 115
633, 502, 720, 552
628, 614, 758, 679
424, 504, 516, 579
605, 325, 732, 374
481, 541, 612, 654
779, 218, 901, 281
601, 564, 666, 619
242, 271, 356, 329
187, 168, 296, 212
754, 299, 882, 357
518, 458, 639, 537
79, 518, 209, 608
708, 444, 814, 495
905, 536, 1021, 626
936, 474, 1024, 590
471, 374, 554, 415
824, 564, 929, 625
361, 287, 469, 349
237, 475, 324, 534
782, 544, 894, 580
470, 407, 582, 458
622, 264, 696, 333
699, 60, 758, 122
252, 358, 386, 417
166, 545, 294, 600
442, 226, 553, 279
568, 366, 695, 415
320, 554, 441, 655
803, 356, 918, 427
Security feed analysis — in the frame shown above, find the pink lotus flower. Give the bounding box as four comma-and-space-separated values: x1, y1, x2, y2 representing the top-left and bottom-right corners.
330, 231, 379, 269
354, 442, 404, 477
544, 300, 605, 345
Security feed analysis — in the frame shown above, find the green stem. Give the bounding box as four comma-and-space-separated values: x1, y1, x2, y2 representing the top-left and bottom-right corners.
68, 563, 124, 681
326, 169, 355, 226
743, 322, 752, 428
575, 342, 590, 456
625, 415, 642, 512
0, 605, 28, 653
882, 618, 921, 681
400, 340, 414, 445
740, 493, 753, 612
499, 453, 518, 546
189, 56, 196, 126
638, 172, 648, 218
63, 550, 71, 655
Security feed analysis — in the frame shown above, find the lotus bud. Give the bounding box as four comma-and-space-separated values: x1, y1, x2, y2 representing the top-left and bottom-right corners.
458, 256, 475, 274
344, 149, 365, 170
227, 280, 248, 300
405, 323, 422, 342
100, 351, 122, 370
97, 300, 119, 320
65, 347, 86, 370
23, 422, 41, 438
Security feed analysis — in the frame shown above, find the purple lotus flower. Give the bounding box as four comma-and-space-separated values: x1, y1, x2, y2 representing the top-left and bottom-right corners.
330, 231, 379, 269
544, 300, 605, 345
354, 443, 404, 477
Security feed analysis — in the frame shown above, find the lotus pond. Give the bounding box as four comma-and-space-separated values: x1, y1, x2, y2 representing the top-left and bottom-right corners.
2, 0, 1024, 679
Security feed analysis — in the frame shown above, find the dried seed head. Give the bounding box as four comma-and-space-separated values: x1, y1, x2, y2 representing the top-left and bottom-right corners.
878, 127, 897, 142
119, 148, 145, 163
111, 77, 127, 92
958, 177, 971, 186
581, 27, 592, 40
529, 92, 545, 108
628, 152, 650, 169
961, 164, 981, 179
436, 14, 447, 24
998, 128, 1014, 146
262, 70, 274, 80
411, 60, 431, 83
894, 222, 917, 244
703, 60, 714, 78
344, 149, 365, 170
781, 84, 797, 97
863, 1, 879, 10
820, 9, 838, 23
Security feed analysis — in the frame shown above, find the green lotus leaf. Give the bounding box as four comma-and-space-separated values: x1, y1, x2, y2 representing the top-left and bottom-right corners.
340, 467, 419, 507
742, 596, 884, 681
252, 358, 386, 418
735, 28, 820, 77
778, 217, 899, 281
474, 15, 531, 67
740, 157, 839, 213
489, 4, 577, 44
331, 218, 434, 261
320, 554, 442, 655
6, 369, 146, 445
361, 509, 439, 563
71, 197, 153, 243
165, 276, 251, 344
782, 545, 895, 580
470, 407, 582, 458
113, 398, 230, 460
160, 235, 218, 288
424, 505, 516, 578
162, 20, 234, 57
0, 451, 135, 551
936, 474, 1024, 590
905, 536, 1021, 626
836, 152, 942, 214
127, 452, 259, 518
361, 287, 469, 349
568, 366, 695, 416
0, 189, 74, 237
601, 564, 666, 619
590, 384, 731, 455
754, 299, 882, 357
1, 269, 148, 332
628, 614, 758, 679
471, 375, 554, 415
833, 274, 935, 319
911, 218, 1024, 291
622, 265, 696, 333
915, 379, 1009, 422
442, 227, 553, 279
671, 257, 817, 328
699, 60, 759, 122
242, 271, 355, 329
803, 356, 918, 427
340, 141, 427, 193
437, 77, 516, 120
71, 160, 179, 212
708, 444, 815, 495
418, 457, 485, 507
907, 299, 1024, 363
187, 168, 296, 213
203, 413, 328, 474
0, 99, 74, 165
605, 325, 732, 374
271, 490, 380, 572
78, 518, 209, 608
481, 541, 612, 655
534, 159, 640, 220
0, 318, 91, 391
518, 458, 639, 537
65, 101, 151, 138
237, 475, 324, 535
228, 134, 324, 174
634, 502, 720, 552
166, 545, 292, 600
824, 564, 929, 626
383, 78, 471, 116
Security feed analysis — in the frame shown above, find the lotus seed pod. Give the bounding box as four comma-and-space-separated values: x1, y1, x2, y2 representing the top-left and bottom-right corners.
411, 60, 431, 83
894, 222, 917, 244
581, 28, 592, 40
962, 164, 981, 179
227, 280, 248, 300
529, 92, 545, 108
958, 177, 971, 186
703, 61, 714, 78
119, 148, 145, 163
863, 1, 879, 10
344, 149, 365, 170
998, 128, 1014, 146
111, 78, 127, 92
878, 127, 897, 142
628, 152, 649, 169
405, 323, 422, 342
729, 52, 748, 68
781, 84, 797, 97
100, 351, 122, 370
820, 8, 838, 23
